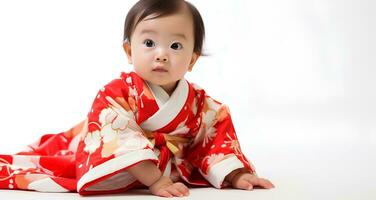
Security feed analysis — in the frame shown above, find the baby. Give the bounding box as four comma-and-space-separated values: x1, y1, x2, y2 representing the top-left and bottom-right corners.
120, 0, 274, 197
0, 0, 274, 197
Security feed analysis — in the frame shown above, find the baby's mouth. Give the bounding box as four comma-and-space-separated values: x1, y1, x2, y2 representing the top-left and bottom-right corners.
152, 66, 168, 72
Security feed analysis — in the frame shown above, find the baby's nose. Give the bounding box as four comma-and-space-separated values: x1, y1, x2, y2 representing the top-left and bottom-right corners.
156, 56, 168, 62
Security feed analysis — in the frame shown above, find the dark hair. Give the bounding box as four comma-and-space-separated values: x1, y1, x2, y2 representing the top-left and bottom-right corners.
123, 0, 205, 55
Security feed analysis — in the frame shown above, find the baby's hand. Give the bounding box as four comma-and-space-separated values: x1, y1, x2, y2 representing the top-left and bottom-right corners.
227, 170, 275, 190
149, 176, 189, 198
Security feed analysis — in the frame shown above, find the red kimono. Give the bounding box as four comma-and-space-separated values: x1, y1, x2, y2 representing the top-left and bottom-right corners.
0, 71, 256, 195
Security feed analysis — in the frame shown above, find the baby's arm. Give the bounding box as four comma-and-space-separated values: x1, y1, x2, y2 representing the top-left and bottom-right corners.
127, 161, 189, 197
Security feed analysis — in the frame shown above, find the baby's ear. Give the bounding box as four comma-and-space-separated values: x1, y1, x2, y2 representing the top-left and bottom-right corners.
188, 52, 200, 72
123, 41, 132, 64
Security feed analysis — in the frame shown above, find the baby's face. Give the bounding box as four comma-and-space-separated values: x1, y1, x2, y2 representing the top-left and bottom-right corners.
123, 5, 199, 90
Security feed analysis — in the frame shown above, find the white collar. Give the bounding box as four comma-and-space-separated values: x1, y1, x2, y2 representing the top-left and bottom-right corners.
145, 81, 170, 108
141, 79, 189, 131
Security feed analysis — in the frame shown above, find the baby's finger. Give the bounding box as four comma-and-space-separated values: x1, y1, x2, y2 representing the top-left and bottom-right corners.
248, 178, 274, 189
258, 178, 275, 189
166, 186, 184, 197
245, 182, 253, 190
174, 182, 190, 196
156, 190, 173, 198
234, 179, 253, 190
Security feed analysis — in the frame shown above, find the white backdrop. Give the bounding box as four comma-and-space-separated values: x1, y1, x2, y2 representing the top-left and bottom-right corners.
0, 0, 375, 199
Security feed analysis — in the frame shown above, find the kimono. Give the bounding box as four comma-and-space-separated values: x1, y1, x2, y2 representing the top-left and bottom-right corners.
0, 71, 257, 195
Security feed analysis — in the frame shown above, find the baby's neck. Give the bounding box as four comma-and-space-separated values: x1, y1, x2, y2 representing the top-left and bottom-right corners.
160, 81, 178, 96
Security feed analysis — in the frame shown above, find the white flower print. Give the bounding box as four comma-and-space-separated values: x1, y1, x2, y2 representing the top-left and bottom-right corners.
203, 110, 216, 128
204, 153, 235, 175
11, 156, 39, 170
205, 153, 234, 168
100, 124, 118, 143
99, 108, 113, 127
114, 129, 152, 155
223, 132, 241, 156
222, 132, 250, 165
196, 109, 218, 148
203, 126, 216, 147
83, 130, 101, 154
97, 107, 131, 144
207, 153, 225, 166
111, 113, 129, 131
191, 122, 217, 148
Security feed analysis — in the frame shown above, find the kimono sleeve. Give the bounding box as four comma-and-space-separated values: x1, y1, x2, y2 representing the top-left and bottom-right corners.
75, 78, 158, 194
186, 95, 257, 189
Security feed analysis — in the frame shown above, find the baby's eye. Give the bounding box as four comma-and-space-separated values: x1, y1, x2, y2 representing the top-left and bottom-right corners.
170, 42, 183, 50
143, 39, 155, 48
